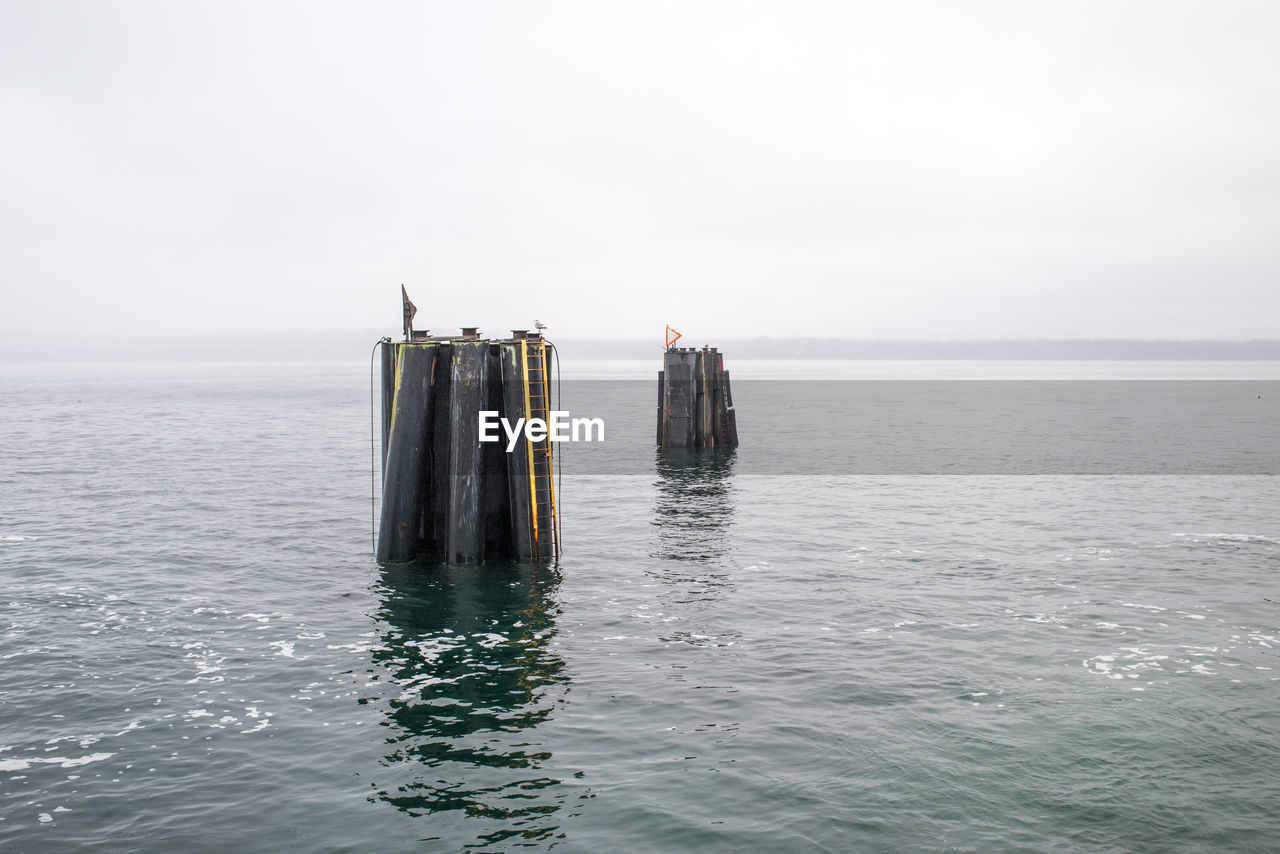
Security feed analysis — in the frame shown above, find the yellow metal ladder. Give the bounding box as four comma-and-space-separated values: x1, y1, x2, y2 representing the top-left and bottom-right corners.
521, 339, 559, 558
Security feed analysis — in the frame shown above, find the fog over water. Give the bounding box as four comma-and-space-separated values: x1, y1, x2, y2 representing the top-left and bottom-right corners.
3, 1, 1279, 343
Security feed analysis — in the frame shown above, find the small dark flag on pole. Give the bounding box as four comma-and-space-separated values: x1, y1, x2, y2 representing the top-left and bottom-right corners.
401, 285, 417, 340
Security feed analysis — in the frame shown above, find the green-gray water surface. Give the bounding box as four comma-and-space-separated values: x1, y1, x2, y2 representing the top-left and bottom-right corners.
2, 362, 1278, 852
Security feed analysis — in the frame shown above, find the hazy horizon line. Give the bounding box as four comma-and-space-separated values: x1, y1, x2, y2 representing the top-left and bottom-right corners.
5, 331, 1280, 363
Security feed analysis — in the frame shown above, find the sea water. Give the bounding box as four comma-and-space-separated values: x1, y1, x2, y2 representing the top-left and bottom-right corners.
1, 360, 1277, 852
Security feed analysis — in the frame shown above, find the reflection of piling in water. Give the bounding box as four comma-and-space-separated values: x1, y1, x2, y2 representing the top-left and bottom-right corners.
652, 448, 737, 562
368, 563, 568, 829
377, 329, 558, 565
657, 347, 738, 449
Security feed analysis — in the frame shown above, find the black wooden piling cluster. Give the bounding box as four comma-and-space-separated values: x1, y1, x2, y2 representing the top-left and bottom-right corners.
376, 307, 741, 566
657, 347, 739, 449
377, 332, 557, 565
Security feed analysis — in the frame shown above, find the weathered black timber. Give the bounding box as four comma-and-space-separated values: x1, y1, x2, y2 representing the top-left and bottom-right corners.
658, 346, 739, 449
661, 351, 696, 448
708, 360, 722, 446
428, 342, 453, 550
446, 341, 487, 564
719, 368, 739, 446
377, 331, 558, 566
482, 344, 513, 559
656, 369, 665, 446
380, 340, 395, 475
377, 344, 437, 564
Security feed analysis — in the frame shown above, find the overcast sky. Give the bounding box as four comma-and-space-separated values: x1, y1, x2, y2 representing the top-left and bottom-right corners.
3, 1, 1278, 343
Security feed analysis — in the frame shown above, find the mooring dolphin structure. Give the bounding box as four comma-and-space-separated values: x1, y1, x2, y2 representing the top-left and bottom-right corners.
657, 341, 739, 449
377, 290, 558, 565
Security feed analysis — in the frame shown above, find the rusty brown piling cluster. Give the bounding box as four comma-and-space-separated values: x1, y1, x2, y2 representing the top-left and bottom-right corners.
657, 346, 739, 449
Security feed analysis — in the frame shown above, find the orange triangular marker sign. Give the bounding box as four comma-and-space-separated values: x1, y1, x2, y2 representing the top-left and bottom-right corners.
665, 325, 682, 348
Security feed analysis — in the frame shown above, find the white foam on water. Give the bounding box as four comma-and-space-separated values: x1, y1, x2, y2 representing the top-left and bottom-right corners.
1085, 646, 1171, 681
270, 641, 297, 658
0, 752, 116, 771
1017, 613, 1067, 625
1172, 533, 1280, 544
325, 643, 369, 653
184, 644, 226, 683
